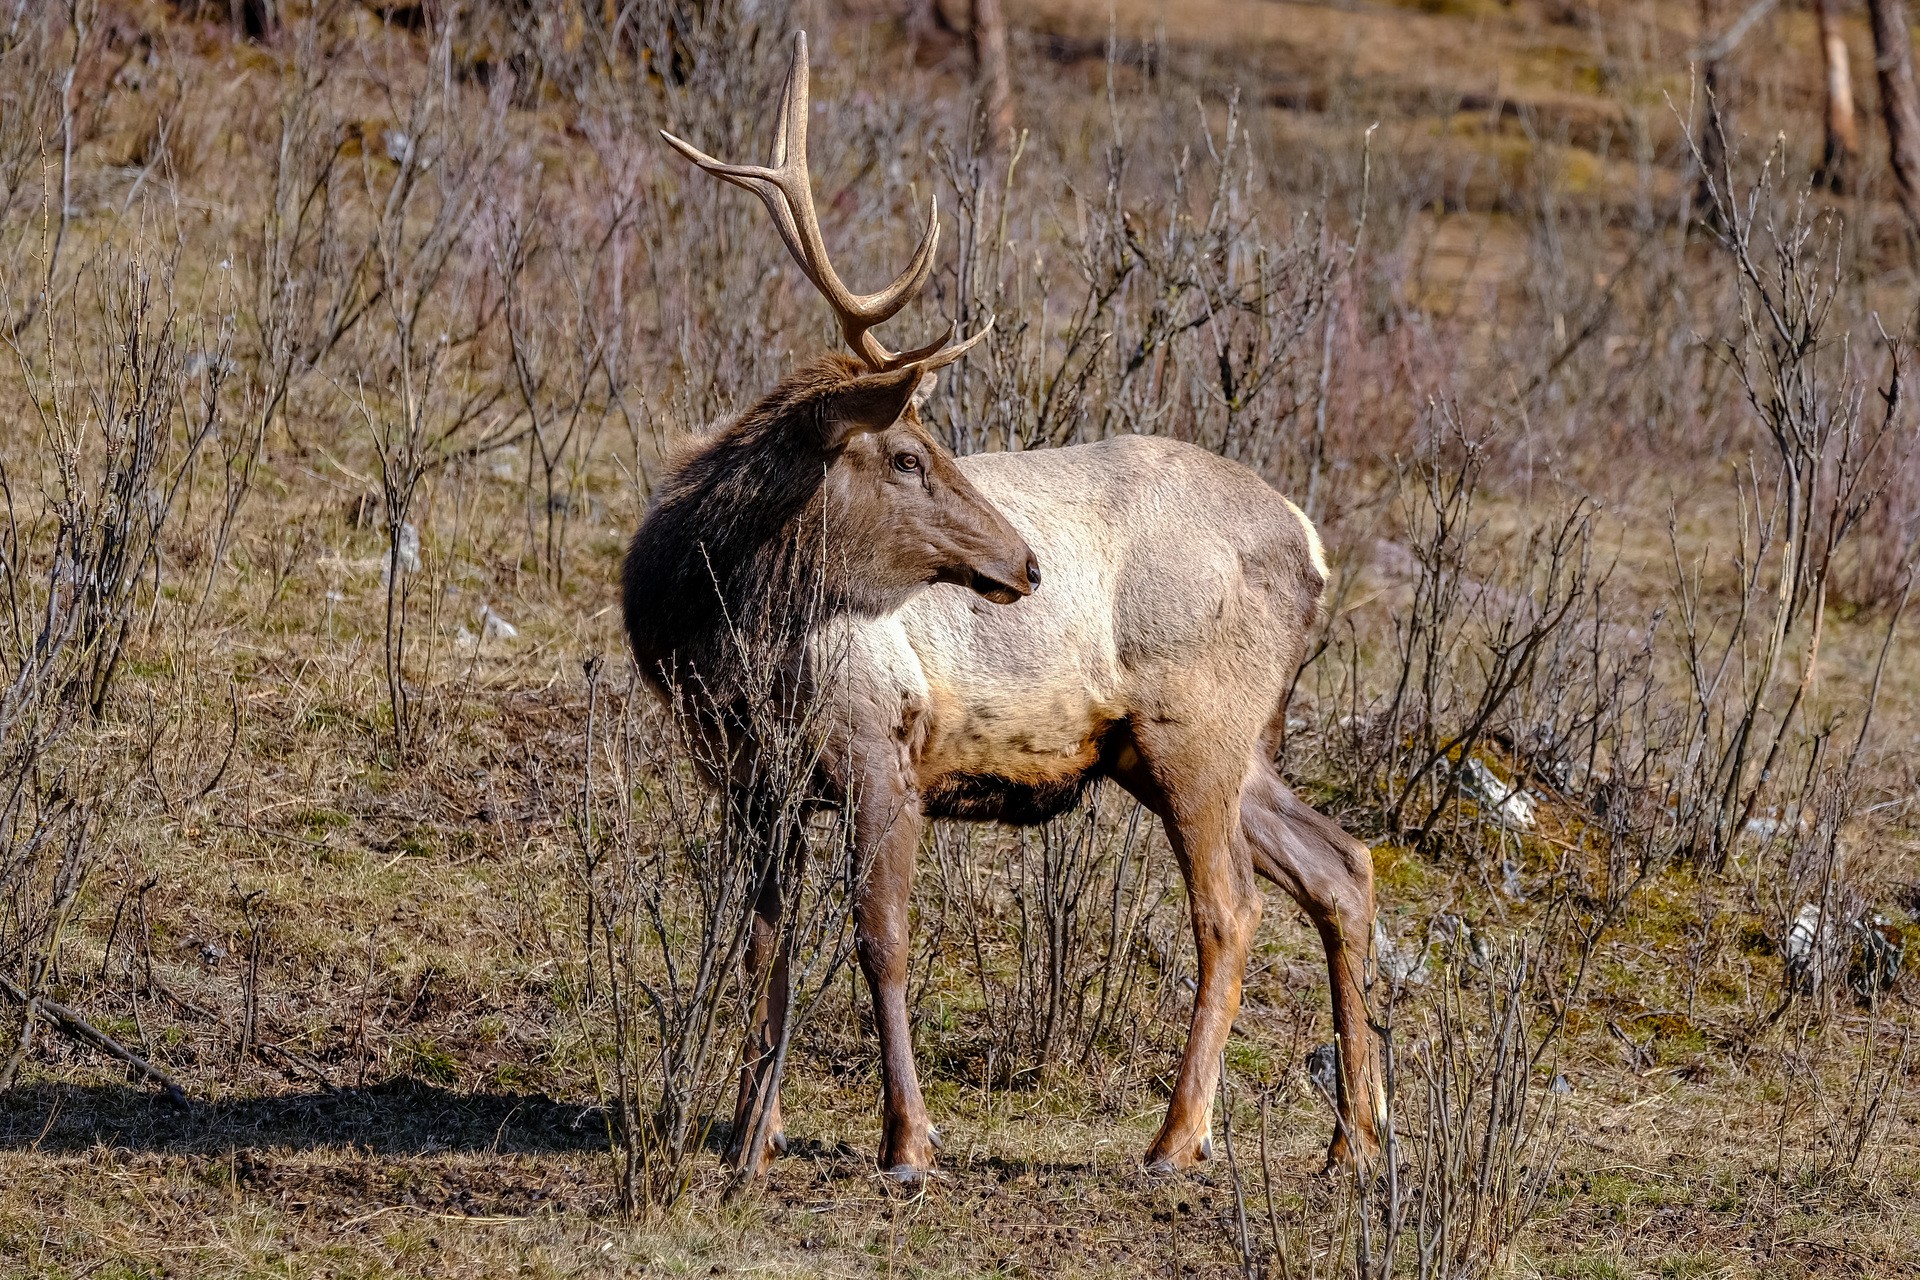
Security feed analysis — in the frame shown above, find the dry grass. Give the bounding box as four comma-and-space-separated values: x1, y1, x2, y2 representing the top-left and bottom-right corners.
0, 1, 1918, 1277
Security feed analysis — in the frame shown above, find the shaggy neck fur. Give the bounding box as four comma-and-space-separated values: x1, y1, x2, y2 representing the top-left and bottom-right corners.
621, 354, 900, 697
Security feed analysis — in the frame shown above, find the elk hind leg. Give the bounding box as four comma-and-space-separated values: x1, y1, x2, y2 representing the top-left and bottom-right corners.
1241, 761, 1383, 1168
1129, 758, 1263, 1172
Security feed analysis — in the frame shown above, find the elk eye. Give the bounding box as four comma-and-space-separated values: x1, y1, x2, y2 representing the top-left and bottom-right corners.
892, 452, 922, 474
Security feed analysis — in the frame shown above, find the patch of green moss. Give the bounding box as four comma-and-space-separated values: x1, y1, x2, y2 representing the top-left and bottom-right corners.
1371, 843, 1434, 897
397, 1037, 459, 1086
295, 807, 352, 836
1540, 1249, 1634, 1279
300, 702, 372, 735
90, 1263, 167, 1280
1225, 1040, 1274, 1081
391, 827, 437, 859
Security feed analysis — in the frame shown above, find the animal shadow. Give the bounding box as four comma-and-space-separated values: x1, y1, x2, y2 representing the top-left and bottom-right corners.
0, 1077, 608, 1157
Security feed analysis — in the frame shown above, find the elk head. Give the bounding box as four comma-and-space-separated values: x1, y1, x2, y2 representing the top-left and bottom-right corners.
660, 31, 1039, 613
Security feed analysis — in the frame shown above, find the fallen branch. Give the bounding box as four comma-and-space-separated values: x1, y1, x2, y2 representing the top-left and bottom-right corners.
0, 972, 188, 1105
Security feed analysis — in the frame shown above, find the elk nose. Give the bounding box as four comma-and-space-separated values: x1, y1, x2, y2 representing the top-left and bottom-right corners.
1025, 555, 1042, 590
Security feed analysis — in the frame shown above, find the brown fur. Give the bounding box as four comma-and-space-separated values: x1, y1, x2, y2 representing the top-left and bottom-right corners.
622, 364, 1383, 1182
642, 23, 1380, 1181
621, 354, 1037, 700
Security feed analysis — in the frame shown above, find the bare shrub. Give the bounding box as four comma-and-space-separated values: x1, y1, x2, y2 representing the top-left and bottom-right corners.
1669, 133, 1908, 874
1230, 922, 1573, 1280
926, 785, 1185, 1082
0, 1, 84, 341
219, 18, 373, 592
490, 153, 639, 586
502, 0, 792, 436
1341, 940, 1567, 1280
936, 84, 1362, 502
556, 629, 862, 1211
547, 668, 761, 1211
0, 253, 213, 1093
334, 26, 514, 761
15, 254, 224, 713
1311, 411, 1617, 860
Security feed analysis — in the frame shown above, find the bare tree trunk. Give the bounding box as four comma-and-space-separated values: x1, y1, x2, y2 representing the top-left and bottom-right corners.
972, 0, 1014, 143
1816, 0, 1860, 192
1870, 0, 1920, 232
1695, 62, 1733, 222
1694, 0, 1735, 223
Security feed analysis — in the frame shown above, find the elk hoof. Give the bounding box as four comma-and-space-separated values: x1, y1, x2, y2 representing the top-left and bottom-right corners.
879, 1123, 940, 1176
1322, 1129, 1382, 1176
726, 1127, 788, 1174
927, 1125, 943, 1151
1142, 1130, 1212, 1174
882, 1162, 942, 1186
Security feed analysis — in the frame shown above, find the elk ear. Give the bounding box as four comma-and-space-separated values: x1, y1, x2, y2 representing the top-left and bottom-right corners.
909, 369, 938, 410
821, 365, 924, 448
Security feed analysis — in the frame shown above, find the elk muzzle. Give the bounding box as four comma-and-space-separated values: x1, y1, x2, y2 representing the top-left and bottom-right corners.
918, 444, 1041, 605
965, 550, 1041, 604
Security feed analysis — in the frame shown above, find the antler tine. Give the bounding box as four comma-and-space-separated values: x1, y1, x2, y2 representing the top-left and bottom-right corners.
880, 317, 995, 373
659, 31, 944, 370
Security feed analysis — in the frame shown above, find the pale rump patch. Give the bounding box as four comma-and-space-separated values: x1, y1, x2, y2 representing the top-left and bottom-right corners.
1283, 496, 1328, 581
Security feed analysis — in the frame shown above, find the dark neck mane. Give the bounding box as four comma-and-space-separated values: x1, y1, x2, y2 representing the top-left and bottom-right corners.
620, 356, 861, 693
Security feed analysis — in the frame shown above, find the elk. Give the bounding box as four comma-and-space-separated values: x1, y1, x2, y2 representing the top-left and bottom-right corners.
623, 31, 1383, 1181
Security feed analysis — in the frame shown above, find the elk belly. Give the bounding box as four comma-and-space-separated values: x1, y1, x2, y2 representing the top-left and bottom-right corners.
914, 676, 1109, 824
921, 767, 1095, 824
815, 611, 1104, 823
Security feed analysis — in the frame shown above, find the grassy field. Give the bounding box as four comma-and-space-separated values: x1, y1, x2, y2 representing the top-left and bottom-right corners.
1, 1, 1918, 1276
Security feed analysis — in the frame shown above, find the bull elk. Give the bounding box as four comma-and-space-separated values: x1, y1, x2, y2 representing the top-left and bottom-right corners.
623, 31, 1383, 1180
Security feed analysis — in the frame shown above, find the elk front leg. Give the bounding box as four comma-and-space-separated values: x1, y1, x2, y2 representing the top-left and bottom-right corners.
726, 865, 790, 1175
1241, 762, 1383, 1168
850, 777, 937, 1180
1144, 803, 1263, 1173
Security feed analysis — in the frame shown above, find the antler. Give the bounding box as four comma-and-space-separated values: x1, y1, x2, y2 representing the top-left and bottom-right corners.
660, 31, 991, 372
